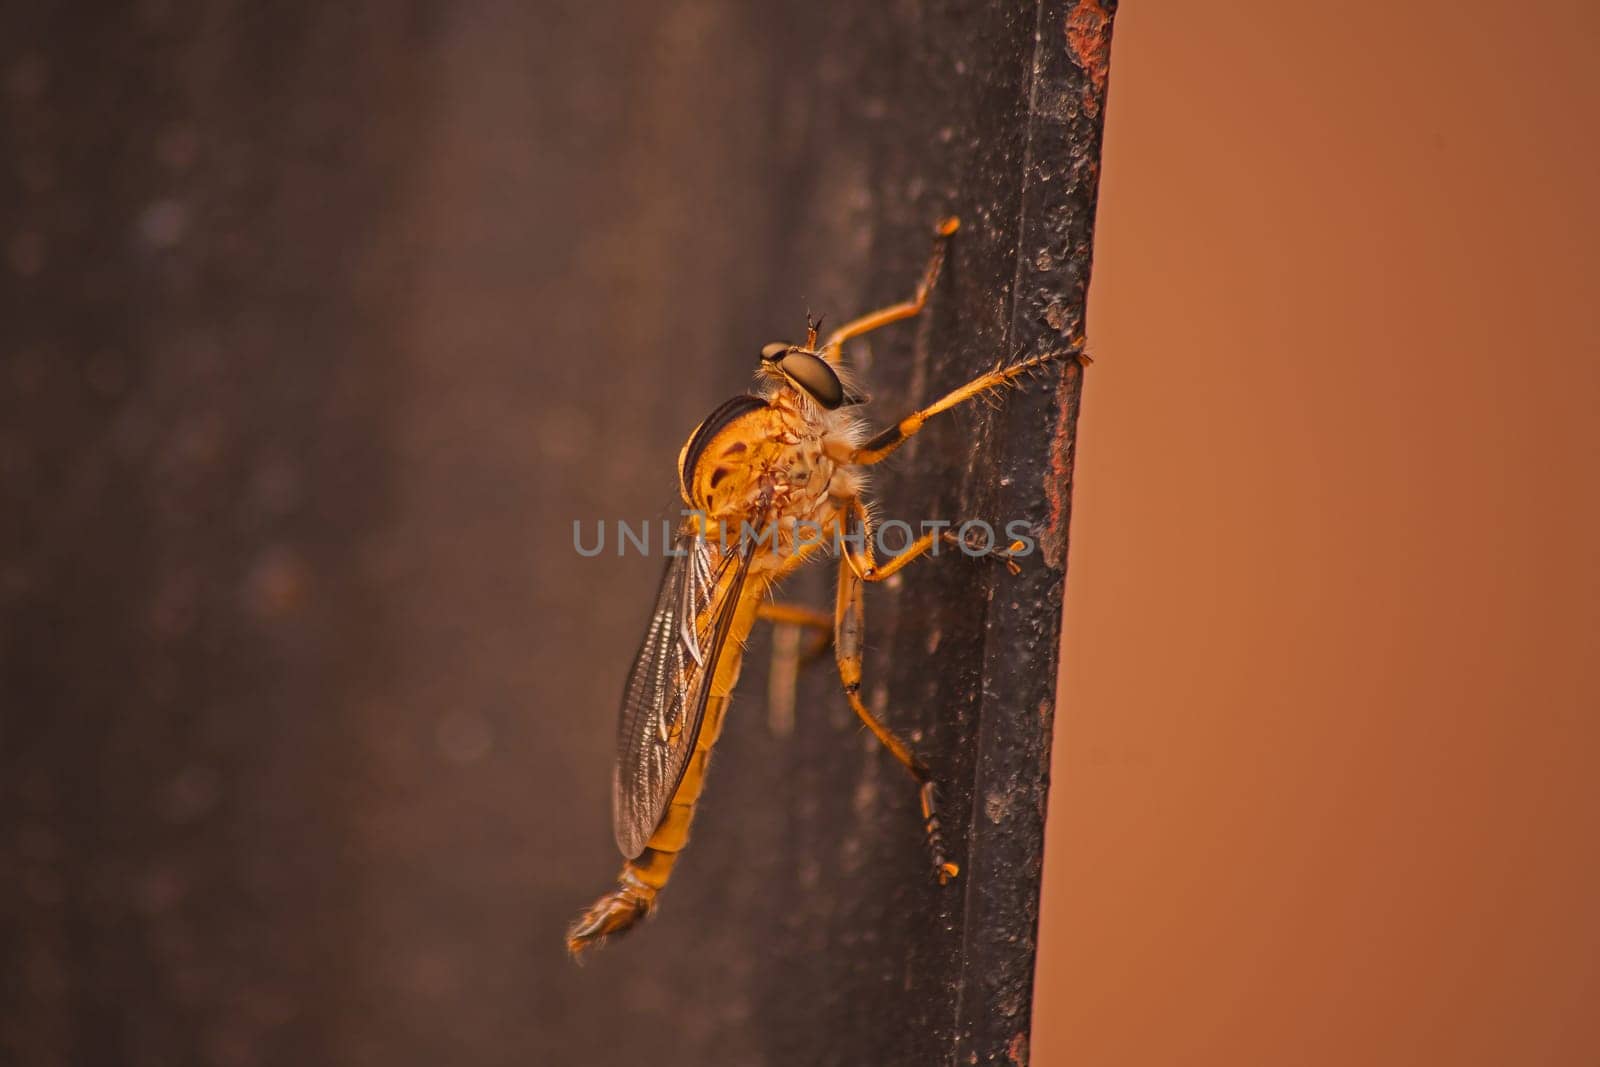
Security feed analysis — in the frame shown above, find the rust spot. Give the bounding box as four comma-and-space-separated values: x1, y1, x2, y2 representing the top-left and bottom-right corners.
1039, 702, 1055, 822
1065, 0, 1113, 104
1007, 1031, 1030, 1065
1043, 360, 1084, 564
709, 466, 729, 488
720, 440, 747, 456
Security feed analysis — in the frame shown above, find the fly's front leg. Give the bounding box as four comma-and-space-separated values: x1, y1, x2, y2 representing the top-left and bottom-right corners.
840, 347, 1080, 467
816, 216, 960, 366
833, 539, 959, 885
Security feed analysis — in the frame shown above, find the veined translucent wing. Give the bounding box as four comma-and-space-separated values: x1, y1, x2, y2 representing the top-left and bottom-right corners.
612, 521, 753, 858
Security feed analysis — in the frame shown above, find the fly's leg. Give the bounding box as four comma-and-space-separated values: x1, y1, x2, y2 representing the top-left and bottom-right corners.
833, 548, 959, 885
826, 497, 1035, 883
756, 601, 832, 637
938, 529, 1028, 577
839, 347, 1081, 467
756, 602, 831, 627
839, 499, 1028, 582
816, 216, 960, 366
756, 600, 833, 662
758, 602, 832, 737
768, 621, 801, 738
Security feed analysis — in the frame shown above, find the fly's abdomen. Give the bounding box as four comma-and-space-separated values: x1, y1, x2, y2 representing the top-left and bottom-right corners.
566, 593, 758, 956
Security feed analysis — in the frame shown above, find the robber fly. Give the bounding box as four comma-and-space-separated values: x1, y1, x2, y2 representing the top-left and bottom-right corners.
567, 217, 1074, 956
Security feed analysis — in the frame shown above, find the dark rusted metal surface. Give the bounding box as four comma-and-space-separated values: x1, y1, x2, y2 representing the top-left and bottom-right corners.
1, 2, 1112, 1064
732, 4, 1115, 1064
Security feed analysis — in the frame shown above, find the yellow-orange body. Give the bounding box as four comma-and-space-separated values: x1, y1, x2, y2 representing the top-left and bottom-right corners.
568, 391, 866, 947
566, 216, 1073, 956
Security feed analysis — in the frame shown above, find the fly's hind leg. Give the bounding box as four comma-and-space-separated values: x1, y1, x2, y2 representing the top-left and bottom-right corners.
816, 216, 960, 365
757, 601, 833, 663
758, 601, 833, 737
756, 601, 832, 643
833, 549, 959, 885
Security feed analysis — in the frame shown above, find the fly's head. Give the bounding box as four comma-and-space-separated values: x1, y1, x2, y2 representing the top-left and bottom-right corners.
757, 341, 846, 411
757, 317, 866, 415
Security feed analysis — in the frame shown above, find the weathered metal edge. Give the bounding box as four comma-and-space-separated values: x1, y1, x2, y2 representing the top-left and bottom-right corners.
950, 1, 1116, 1063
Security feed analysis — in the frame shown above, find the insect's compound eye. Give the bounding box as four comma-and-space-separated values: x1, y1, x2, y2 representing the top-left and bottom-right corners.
760, 342, 789, 362
778, 351, 844, 409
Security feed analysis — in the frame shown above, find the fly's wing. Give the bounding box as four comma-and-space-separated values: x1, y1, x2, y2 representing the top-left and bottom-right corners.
612, 524, 753, 858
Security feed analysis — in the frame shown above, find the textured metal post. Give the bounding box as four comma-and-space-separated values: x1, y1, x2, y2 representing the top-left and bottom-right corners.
725, 3, 1116, 1063
951, 3, 1115, 1061
0, 2, 1113, 1064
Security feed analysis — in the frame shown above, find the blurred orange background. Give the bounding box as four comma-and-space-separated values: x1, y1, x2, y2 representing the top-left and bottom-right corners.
1034, 3, 1599, 1064
5, 2, 1597, 1063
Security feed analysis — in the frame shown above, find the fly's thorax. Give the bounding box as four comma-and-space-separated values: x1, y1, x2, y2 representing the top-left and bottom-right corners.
760, 390, 870, 519
677, 394, 840, 520
678, 401, 784, 517
675, 387, 870, 578
677, 394, 766, 510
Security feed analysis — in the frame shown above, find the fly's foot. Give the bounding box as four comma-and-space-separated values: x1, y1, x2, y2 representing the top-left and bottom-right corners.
919, 780, 960, 885
941, 530, 1029, 576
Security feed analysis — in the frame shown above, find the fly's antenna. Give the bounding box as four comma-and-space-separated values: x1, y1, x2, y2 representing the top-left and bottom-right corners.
805, 311, 825, 351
